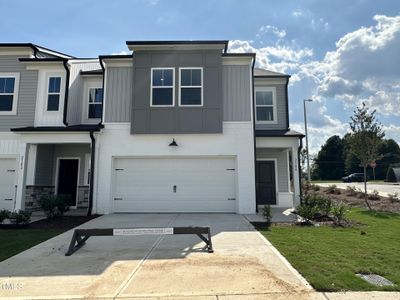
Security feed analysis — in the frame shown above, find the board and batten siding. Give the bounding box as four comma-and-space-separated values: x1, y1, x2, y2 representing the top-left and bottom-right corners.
256, 148, 289, 193
0, 55, 38, 131
67, 61, 102, 125
104, 66, 132, 123
254, 79, 288, 130
222, 65, 251, 121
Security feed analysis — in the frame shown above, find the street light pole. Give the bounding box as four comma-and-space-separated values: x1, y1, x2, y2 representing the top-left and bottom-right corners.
303, 99, 313, 181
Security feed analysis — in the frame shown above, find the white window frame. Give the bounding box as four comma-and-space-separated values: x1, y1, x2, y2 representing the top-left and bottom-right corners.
255, 86, 277, 124
178, 67, 203, 107
87, 86, 103, 119
0, 72, 20, 115
46, 76, 62, 112
150, 67, 175, 107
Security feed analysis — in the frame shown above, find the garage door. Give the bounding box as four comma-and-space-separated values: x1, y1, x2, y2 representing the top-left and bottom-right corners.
113, 157, 236, 212
0, 158, 16, 211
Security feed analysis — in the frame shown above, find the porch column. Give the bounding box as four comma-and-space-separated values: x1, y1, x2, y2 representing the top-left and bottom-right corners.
291, 145, 300, 207
15, 142, 29, 211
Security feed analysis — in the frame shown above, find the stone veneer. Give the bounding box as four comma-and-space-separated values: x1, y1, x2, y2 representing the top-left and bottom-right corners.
25, 185, 55, 211
25, 185, 89, 211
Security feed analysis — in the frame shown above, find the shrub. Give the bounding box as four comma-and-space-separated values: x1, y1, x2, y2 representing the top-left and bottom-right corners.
310, 184, 320, 191
9, 210, 31, 225
262, 205, 272, 229
296, 203, 318, 223
317, 197, 333, 216
346, 186, 358, 196
0, 209, 10, 223
326, 184, 341, 195
368, 190, 380, 201
388, 192, 400, 203
39, 194, 70, 219
331, 203, 347, 225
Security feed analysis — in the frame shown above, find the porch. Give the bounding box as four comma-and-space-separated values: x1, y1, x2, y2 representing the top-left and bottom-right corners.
255, 132, 303, 209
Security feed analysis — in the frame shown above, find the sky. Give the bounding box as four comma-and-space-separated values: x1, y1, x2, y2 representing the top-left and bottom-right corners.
1, 0, 399, 154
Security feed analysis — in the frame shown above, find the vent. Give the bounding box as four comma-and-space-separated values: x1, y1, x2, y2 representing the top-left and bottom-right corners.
356, 274, 395, 286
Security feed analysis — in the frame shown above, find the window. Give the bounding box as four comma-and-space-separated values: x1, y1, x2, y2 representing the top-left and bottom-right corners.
88, 88, 103, 119
179, 68, 203, 106
0, 73, 19, 114
151, 68, 174, 106
255, 87, 277, 123
47, 77, 61, 111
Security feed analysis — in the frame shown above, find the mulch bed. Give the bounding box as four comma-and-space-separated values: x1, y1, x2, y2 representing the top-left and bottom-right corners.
28, 215, 101, 230
312, 187, 400, 213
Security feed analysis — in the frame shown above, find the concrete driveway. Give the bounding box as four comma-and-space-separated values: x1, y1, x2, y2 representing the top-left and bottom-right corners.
317, 182, 400, 197
0, 213, 315, 299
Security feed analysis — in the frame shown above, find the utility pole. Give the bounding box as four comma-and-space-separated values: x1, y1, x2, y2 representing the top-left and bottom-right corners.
303, 99, 313, 181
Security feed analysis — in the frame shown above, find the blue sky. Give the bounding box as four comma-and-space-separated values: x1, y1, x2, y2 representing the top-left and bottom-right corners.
1, 0, 400, 153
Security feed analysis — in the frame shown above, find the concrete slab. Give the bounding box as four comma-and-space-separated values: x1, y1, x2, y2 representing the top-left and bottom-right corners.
0, 213, 311, 299
324, 291, 400, 299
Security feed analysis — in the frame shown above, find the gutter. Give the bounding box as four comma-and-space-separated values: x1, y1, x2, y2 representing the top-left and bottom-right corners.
62, 59, 70, 126
87, 131, 96, 216
250, 54, 258, 213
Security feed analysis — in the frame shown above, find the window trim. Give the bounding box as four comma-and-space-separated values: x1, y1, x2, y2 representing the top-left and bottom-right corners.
255, 86, 278, 124
150, 67, 175, 107
0, 72, 20, 115
178, 67, 203, 107
46, 76, 62, 112
87, 87, 103, 119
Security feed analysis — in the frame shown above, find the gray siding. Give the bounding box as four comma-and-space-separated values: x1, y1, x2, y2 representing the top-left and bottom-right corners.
222, 65, 251, 121
256, 148, 289, 192
0, 55, 38, 131
131, 50, 222, 134
104, 67, 132, 122
35, 144, 55, 186
67, 61, 102, 125
254, 79, 288, 131
35, 144, 90, 186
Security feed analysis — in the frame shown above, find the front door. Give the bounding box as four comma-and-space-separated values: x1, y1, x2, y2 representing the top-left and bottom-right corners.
57, 159, 79, 207
256, 161, 276, 205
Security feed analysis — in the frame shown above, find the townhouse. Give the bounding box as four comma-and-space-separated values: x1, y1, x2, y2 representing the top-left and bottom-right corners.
0, 40, 303, 215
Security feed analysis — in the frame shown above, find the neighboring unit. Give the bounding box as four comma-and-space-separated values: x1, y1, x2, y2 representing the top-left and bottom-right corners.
0, 41, 303, 215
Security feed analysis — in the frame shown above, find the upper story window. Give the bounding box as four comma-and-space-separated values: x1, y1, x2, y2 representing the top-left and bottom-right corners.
0, 73, 19, 115
255, 87, 277, 123
88, 87, 103, 119
179, 68, 203, 106
151, 68, 174, 106
47, 77, 61, 111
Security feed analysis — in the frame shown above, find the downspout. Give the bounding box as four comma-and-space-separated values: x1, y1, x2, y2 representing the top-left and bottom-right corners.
98, 56, 105, 125
250, 54, 258, 212
285, 77, 290, 130
87, 131, 96, 216
62, 59, 70, 126
298, 137, 303, 204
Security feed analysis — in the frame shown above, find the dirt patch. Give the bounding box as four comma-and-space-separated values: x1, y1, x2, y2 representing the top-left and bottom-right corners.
28, 215, 100, 230
314, 187, 400, 213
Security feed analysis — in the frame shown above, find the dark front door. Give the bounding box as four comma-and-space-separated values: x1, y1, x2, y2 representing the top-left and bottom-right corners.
256, 161, 276, 205
57, 159, 79, 206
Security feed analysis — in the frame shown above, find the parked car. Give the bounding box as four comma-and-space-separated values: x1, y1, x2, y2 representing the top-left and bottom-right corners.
342, 173, 367, 182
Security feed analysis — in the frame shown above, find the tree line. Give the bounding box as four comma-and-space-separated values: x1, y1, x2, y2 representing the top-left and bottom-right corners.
311, 104, 400, 181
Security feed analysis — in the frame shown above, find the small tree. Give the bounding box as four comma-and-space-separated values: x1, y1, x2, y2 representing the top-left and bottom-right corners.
348, 103, 384, 209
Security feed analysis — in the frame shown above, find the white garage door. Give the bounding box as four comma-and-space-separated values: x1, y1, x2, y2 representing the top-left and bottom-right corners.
113, 157, 236, 213
0, 158, 16, 211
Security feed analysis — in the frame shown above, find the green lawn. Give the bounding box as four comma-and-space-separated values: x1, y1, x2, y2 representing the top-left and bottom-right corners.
260, 209, 400, 291
0, 229, 63, 262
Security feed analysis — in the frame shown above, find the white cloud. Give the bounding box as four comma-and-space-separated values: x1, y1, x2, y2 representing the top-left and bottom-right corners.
228, 40, 313, 76
292, 10, 303, 18
111, 50, 130, 55
256, 25, 286, 39
303, 15, 400, 116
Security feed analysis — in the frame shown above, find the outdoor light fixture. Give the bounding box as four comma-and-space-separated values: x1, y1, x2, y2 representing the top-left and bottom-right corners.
169, 139, 178, 147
